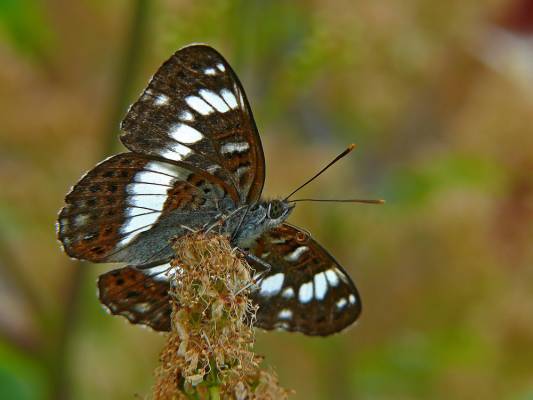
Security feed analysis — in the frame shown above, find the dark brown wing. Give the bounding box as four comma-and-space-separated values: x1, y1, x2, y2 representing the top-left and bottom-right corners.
120, 44, 265, 204
96, 225, 361, 336
98, 265, 171, 332
249, 224, 362, 336
57, 153, 237, 265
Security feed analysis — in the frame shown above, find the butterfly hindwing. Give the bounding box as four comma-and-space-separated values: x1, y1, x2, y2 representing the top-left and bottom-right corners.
96, 225, 361, 336
120, 44, 265, 204
249, 224, 362, 336
98, 264, 172, 332
58, 153, 236, 264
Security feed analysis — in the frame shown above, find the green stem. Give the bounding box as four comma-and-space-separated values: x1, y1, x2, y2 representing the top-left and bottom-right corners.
207, 358, 221, 400
208, 385, 221, 400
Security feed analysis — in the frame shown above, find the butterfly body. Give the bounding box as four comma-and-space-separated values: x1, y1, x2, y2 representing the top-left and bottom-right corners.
58, 44, 362, 336
228, 199, 294, 248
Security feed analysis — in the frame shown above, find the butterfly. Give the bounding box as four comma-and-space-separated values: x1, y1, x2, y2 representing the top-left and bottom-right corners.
57, 44, 366, 336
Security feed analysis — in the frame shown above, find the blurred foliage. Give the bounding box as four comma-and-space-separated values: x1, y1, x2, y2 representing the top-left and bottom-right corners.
0, 0, 54, 60
0, 0, 532, 399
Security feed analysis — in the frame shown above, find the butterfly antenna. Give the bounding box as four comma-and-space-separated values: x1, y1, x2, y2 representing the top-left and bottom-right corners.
284, 144, 357, 201
289, 198, 385, 204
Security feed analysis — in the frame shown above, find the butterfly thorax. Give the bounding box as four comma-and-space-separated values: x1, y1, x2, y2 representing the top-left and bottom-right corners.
229, 199, 294, 248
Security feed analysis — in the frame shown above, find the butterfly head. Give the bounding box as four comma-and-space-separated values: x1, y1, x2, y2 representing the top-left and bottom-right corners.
251, 199, 294, 232
266, 199, 294, 222
232, 199, 294, 248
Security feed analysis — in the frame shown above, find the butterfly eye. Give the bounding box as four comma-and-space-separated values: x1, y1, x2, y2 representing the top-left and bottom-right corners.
268, 200, 284, 219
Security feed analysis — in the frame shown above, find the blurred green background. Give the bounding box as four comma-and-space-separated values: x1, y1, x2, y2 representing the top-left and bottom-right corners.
1, 0, 532, 399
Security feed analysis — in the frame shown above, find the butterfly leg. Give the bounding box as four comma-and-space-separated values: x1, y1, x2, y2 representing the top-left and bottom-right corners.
180, 224, 198, 233
230, 206, 251, 243
204, 206, 247, 235
242, 251, 272, 275
234, 250, 272, 295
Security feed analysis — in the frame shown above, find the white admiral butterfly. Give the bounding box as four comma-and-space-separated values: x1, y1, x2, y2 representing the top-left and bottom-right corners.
57, 44, 380, 336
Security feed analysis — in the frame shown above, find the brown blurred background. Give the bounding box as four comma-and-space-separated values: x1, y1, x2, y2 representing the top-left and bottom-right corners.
1, 1, 532, 399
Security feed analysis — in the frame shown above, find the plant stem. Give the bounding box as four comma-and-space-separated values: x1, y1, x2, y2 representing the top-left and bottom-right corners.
102, 0, 151, 154
208, 385, 221, 400
48, 1, 151, 399
207, 358, 221, 400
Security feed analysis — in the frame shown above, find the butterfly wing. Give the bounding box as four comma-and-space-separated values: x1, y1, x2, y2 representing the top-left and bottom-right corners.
58, 45, 266, 264
249, 224, 362, 336
96, 225, 361, 336
120, 44, 265, 204
98, 264, 172, 332
57, 153, 237, 264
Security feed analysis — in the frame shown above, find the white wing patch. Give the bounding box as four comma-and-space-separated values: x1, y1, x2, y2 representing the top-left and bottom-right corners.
179, 110, 194, 122
134, 170, 174, 186
73, 214, 89, 228
146, 262, 175, 281
204, 67, 216, 75
119, 212, 160, 244
126, 207, 154, 217
132, 302, 151, 313
220, 142, 250, 154
185, 95, 214, 115
281, 287, 294, 299
160, 143, 192, 161
284, 246, 309, 262
278, 309, 293, 320
144, 161, 187, 178
325, 269, 340, 287
206, 164, 220, 174
298, 281, 313, 303
153, 94, 169, 106
129, 194, 167, 211
313, 272, 328, 300
220, 89, 238, 109
117, 162, 192, 247
169, 123, 203, 143
199, 89, 230, 113
121, 213, 160, 234
336, 298, 348, 310
216, 63, 225, 72
126, 183, 169, 195
259, 273, 284, 297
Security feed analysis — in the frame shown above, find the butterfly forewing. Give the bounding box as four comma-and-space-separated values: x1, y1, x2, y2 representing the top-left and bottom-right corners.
58, 153, 237, 264
98, 265, 172, 331
249, 224, 362, 336
120, 44, 265, 204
